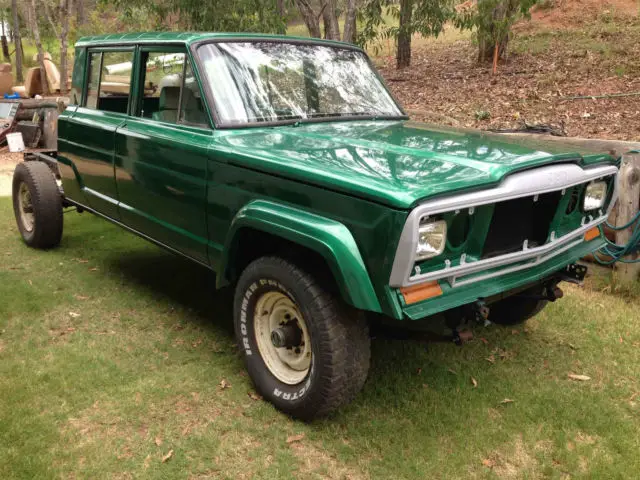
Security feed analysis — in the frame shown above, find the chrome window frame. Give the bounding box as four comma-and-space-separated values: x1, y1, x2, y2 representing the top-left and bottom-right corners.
389, 163, 619, 288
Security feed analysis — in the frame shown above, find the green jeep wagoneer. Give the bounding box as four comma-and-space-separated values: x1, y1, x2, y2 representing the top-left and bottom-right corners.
12, 32, 619, 419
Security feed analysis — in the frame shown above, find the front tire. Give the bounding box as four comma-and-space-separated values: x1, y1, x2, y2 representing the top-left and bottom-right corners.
234, 256, 370, 420
12, 161, 63, 249
488, 285, 548, 326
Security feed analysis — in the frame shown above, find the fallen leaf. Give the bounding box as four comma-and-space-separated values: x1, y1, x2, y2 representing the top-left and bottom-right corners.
286, 433, 305, 444
154, 436, 163, 446
219, 379, 231, 390
75, 294, 89, 300
248, 391, 262, 401
568, 373, 591, 381
69, 311, 81, 318
448, 368, 457, 375
143, 454, 151, 469
89, 267, 98, 272
482, 458, 495, 468
416, 368, 422, 375
161, 449, 173, 463
480, 337, 489, 344
486, 355, 495, 364
471, 377, 478, 388
76, 259, 89, 263
499, 398, 514, 405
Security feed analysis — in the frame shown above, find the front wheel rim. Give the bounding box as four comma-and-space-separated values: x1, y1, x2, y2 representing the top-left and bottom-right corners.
17, 182, 34, 233
254, 291, 312, 385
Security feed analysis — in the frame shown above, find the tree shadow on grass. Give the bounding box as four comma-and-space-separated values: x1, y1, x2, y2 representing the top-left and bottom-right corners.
102, 247, 236, 338
97, 239, 460, 395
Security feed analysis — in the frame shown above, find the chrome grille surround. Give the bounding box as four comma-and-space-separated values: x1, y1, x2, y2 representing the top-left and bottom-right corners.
389, 163, 619, 288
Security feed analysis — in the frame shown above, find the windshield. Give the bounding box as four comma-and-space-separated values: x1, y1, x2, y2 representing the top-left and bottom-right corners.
197, 41, 404, 126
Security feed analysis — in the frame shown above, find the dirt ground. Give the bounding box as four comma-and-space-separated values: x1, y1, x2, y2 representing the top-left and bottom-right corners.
378, 0, 640, 141
0, 151, 20, 197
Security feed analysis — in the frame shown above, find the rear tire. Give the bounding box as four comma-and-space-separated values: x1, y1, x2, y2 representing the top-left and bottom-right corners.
234, 256, 370, 420
488, 286, 548, 326
12, 161, 63, 249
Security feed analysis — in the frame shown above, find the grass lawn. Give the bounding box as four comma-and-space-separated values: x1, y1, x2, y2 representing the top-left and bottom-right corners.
0, 196, 639, 478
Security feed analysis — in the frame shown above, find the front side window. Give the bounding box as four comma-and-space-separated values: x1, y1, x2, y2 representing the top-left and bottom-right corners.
132, 51, 208, 127
138, 51, 185, 122
197, 42, 403, 126
179, 61, 208, 126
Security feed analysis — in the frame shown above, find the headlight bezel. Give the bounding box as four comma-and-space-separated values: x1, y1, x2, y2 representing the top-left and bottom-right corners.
583, 181, 608, 211
416, 218, 447, 261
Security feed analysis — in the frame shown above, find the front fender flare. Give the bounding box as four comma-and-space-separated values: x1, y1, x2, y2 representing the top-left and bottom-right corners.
219, 200, 381, 313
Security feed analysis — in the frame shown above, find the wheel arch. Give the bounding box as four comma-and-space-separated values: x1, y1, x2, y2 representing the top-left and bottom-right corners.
219, 200, 382, 313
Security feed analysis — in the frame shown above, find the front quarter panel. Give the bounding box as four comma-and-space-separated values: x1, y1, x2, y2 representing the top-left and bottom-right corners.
220, 199, 382, 313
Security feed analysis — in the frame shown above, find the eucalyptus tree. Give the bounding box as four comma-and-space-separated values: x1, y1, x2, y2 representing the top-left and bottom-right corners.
106, 0, 287, 33
358, 0, 453, 68
454, 0, 538, 63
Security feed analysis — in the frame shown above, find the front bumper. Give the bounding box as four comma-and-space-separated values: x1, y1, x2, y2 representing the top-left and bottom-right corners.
396, 236, 603, 320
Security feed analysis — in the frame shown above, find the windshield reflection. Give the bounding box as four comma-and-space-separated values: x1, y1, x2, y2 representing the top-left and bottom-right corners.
197, 42, 403, 126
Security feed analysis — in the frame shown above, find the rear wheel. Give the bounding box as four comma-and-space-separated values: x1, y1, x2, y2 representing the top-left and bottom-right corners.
12, 161, 63, 249
488, 285, 548, 326
234, 256, 370, 420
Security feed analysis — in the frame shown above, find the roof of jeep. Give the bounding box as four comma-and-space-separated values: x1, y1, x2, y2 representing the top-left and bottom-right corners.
74, 32, 358, 50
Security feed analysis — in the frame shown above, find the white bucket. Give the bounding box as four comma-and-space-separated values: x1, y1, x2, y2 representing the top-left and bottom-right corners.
7, 132, 25, 153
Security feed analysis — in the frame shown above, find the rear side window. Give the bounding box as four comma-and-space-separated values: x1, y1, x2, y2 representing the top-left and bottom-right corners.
85, 52, 102, 109
84, 50, 133, 114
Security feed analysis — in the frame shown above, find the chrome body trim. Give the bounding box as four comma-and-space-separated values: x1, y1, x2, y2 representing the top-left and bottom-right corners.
389, 163, 619, 288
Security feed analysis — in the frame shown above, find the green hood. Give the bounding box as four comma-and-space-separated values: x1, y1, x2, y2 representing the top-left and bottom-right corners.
213, 120, 615, 209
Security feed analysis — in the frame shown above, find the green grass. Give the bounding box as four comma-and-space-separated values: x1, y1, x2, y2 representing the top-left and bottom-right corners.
1, 196, 639, 478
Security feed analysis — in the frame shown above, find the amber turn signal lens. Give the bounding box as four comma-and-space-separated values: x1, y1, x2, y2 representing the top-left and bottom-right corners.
584, 227, 600, 242
400, 281, 443, 305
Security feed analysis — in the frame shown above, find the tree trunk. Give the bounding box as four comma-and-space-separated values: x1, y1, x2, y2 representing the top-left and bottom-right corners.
11, 0, 22, 83
59, 0, 70, 93
614, 153, 640, 284
396, 0, 412, 69
478, 36, 508, 63
294, 0, 322, 38
29, 0, 49, 95
476, 0, 518, 63
276, 0, 285, 17
342, 0, 357, 44
321, 0, 341, 40
75, 0, 86, 26
0, 12, 8, 62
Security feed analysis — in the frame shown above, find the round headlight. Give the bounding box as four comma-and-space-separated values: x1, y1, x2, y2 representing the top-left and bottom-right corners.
416, 220, 447, 260
583, 181, 607, 211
